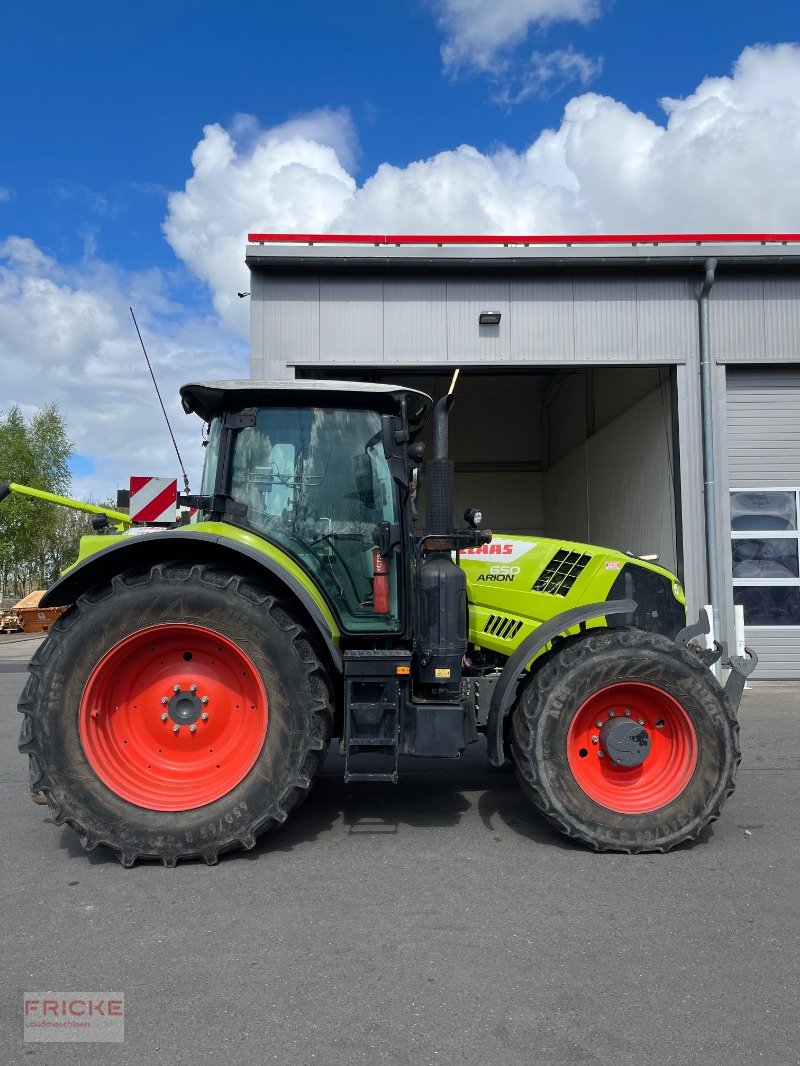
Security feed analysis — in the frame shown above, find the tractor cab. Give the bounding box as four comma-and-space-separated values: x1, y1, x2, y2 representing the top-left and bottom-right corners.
181, 380, 431, 635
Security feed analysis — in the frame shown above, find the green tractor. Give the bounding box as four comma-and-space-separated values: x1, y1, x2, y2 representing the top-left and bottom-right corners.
4, 378, 756, 865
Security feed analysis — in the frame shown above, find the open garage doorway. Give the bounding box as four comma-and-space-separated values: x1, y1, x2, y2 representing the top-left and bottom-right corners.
297, 366, 681, 577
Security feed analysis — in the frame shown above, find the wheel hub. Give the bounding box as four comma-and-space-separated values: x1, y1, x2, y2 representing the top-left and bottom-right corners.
79, 623, 268, 811
599, 717, 651, 767
566, 681, 698, 814
167, 687, 203, 726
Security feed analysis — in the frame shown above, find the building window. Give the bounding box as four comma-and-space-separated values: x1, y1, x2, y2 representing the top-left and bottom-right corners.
731, 490, 800, 627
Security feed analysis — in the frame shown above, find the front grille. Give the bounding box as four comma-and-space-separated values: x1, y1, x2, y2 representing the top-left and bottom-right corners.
533, 549, 592, 596
483, 614, 523, 641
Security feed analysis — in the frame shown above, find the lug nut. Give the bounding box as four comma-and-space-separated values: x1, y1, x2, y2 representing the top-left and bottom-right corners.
638, 719, 644, 726
609, 710, 616, 717
598, 751, 605, 758
201, 696, 209, 705
161, 712, 168, 722
190, 684, 197, 694
172, 725, 180, 735
595, 720, 603, 728
624, 709, 631, 717
201, 712, 209, 721
190, 724, 197, 734
591, 735, 599, 744
173, 684, 181, 693
161, 697, 169, 705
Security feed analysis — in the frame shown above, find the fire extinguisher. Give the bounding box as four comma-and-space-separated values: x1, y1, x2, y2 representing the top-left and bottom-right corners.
372, 548, 390, 614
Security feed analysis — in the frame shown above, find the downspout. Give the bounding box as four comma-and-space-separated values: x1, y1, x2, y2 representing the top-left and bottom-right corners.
698, 257, 719, 639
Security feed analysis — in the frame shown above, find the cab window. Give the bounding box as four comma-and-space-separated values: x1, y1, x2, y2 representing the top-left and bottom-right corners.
228, 406, 400, 633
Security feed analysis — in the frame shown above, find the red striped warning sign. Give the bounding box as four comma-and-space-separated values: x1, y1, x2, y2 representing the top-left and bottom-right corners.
129, 477, 178, 524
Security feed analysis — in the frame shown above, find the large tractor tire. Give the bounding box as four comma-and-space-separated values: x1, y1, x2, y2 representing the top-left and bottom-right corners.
511, 628, 739, 853
18, 563, 334, 866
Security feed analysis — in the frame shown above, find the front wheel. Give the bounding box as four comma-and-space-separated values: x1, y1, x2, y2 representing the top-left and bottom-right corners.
511, 628, 740, 853
18, 563, 333, 866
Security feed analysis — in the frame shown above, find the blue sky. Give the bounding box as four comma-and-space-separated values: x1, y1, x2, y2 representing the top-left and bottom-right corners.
1, 1, 800, 497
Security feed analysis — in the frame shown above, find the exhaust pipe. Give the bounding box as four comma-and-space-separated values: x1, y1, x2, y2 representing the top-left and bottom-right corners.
425, 370, 459, 535
416, 371, 467, 687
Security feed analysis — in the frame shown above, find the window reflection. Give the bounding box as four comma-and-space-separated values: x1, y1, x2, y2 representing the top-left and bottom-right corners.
734, 587, 800, 626
730, 490, 797, 531
731, 489, 800, 628
731, 538, 799, 579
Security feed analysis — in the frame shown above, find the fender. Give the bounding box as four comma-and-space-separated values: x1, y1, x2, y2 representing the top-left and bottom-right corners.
39, 531, 342, 672
486, 598, 636, 766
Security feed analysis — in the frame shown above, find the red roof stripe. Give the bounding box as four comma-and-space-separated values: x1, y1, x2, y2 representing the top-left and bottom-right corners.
248, 232, 800, 246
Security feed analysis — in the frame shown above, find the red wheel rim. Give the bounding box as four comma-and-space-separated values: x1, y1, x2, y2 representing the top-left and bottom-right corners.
567, 682, 698, 814
79, 624, 268, 811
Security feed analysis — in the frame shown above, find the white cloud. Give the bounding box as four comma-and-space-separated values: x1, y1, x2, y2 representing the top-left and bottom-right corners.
164, 43, 800, 326
435, 0, 601, 75
0, 237, 245, 500
494, 46, 603, 105
164, 108, 356, 334
0, 187, 10, 203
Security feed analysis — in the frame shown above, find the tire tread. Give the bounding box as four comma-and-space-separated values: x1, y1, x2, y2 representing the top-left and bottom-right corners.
511, 627, 740, 853
18, 562, 334, 867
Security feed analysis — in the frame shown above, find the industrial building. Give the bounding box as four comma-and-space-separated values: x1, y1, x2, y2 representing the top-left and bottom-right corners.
245, 234, 800, 679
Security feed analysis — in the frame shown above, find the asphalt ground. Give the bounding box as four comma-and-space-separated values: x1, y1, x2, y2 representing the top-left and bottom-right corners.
1, 633, 798, 1065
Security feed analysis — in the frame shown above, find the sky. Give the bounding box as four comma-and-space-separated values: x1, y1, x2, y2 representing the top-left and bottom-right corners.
2, 0, 800, 499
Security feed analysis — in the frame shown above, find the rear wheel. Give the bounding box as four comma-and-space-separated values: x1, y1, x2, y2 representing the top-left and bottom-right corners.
18, 563, 333, 866
511, 628, 739, 853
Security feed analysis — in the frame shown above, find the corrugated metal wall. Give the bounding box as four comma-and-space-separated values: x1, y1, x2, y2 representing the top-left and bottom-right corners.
249, 272, 699, 377
711, 277, 800, 362
726, 369, 800, 678
251, 269, 800, 373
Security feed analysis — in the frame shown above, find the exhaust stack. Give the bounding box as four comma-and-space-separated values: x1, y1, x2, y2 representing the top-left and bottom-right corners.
416, 370, 467, 687
425, 369, 459, 535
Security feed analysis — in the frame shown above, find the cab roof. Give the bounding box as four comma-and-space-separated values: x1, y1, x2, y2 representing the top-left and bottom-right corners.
180, 379, 432, 427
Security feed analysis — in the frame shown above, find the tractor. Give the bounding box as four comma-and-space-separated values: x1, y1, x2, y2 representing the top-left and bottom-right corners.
3, 377, 756, 865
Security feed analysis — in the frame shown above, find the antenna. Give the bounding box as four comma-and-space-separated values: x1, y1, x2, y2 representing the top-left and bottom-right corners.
129, 307, 190, 494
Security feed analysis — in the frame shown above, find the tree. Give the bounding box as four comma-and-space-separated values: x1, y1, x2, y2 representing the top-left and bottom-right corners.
0, 404, 74, 601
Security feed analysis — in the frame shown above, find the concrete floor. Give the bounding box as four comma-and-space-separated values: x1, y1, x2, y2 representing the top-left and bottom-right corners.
1, 634, 798, 1065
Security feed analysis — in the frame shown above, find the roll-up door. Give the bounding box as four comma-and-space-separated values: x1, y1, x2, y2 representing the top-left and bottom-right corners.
727, 370, 800, 679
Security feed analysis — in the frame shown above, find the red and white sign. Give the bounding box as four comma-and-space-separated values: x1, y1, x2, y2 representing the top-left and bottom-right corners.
129, 477, 178, 524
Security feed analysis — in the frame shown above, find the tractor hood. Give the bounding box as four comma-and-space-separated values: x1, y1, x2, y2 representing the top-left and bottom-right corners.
461, 535, 686, 656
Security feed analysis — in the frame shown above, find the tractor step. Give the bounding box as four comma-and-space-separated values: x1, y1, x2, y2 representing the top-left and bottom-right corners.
344, 770, 399, 784
342, 650, 411, 784
346, 736, 399, 747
